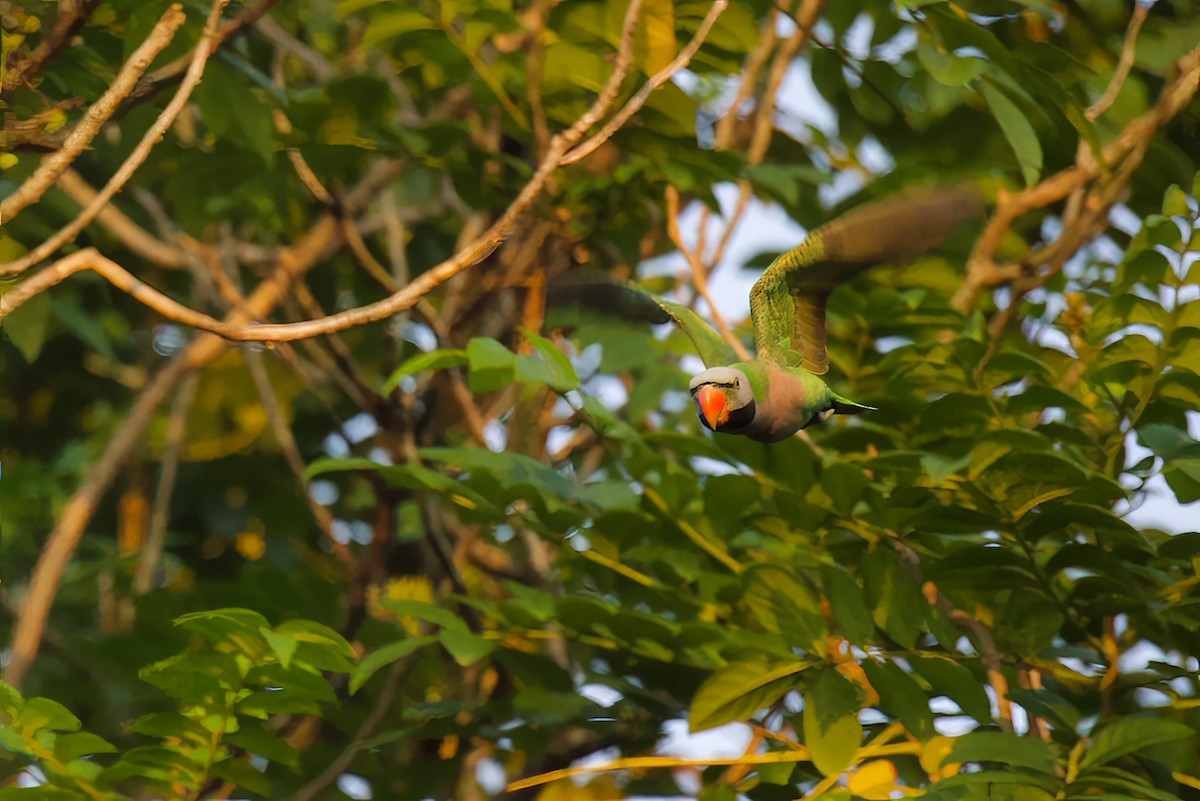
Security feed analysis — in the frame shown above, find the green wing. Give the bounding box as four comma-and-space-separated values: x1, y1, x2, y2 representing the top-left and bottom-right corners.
748, 184, 987, 374
547, 280, 738, 368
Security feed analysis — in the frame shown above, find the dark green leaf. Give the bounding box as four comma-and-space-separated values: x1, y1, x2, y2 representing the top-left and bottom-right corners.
382, 348, 468, 393
981, 81, 1043, 186
862, 660, 934, 741
350, 636, 438, 695
951, 731, 1058, 773
1080, 718, 1196, 769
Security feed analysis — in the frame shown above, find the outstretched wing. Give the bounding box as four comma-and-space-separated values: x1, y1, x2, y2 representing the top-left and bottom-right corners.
547, 281, 738, 368
748, 184, 987, 374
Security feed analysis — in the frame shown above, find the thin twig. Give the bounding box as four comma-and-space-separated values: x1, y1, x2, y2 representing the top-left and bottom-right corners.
122, 0, 279, 108
559, 0, 730, 166
952, 42, 1200, 314
289, 660, 408, 801
665, 186, 751, 360
133, 373, 200, 594
2, 159, 404, 689
245, 350, 357, 568
4, 350, 197, 689
56, 169, 190, 269
255, 14, 335, 81
2, 0, 701, 343
1, 0, 104, 93
1, 0, 231, 275
1086, 3, 1150, 121
895, 541, 1014, 733
0, 5, 187, 226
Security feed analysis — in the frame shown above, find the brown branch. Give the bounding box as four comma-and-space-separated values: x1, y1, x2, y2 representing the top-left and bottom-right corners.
524, 0, 555, 158
1086, 3, 1150, 121
0, 0, 673, 344
255, 14, 335, 81
713, 7, 780, 150
895, 541, 1014, 733
0, 0, 230, 276
666, 186, 751, 361
133, 372, 200, 594
4, 348, 198, 689
245, 350, 357, 568
0, 5, 186, 226
1, 0, 104, 94
951, 42, 1200, 314
56, 168, 190, 269
122, 0, 280, 108
289, 660, 407, 801
0, 100, 81, 151
2, 160, 404, 689
692, 0, 819, 319
559, 0, 730, 166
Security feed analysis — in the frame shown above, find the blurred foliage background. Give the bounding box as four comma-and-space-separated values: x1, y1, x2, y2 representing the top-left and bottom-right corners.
1, 0, 1200, 799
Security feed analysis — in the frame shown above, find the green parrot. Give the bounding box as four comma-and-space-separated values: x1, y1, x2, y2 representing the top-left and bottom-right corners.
557, 184, 986, 442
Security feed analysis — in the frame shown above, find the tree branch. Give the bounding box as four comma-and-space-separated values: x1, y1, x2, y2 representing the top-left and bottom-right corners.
6, 0, 728, 343
951, 41, 1200, 315
1, 0, 230, 275
1, 0, 104, 95
1, 159, 404, 689
0, 4, 186, 226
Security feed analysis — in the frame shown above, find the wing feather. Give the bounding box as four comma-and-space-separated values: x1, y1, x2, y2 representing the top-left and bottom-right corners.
547, 280, 738, 368
750, 184, 986, 371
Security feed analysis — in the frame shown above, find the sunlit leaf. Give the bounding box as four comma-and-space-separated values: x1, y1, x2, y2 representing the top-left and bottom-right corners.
689, 658, 808, 733
804, 668, 862, 777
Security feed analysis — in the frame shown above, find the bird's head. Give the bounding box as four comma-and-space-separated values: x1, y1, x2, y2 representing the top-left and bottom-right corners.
688, 367, 756, 432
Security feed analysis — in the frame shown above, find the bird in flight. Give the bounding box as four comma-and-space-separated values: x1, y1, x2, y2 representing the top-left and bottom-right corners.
557, 184, 986, 442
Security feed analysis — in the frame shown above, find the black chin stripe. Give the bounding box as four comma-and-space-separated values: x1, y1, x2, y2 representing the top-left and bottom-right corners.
717, 398, 756, 431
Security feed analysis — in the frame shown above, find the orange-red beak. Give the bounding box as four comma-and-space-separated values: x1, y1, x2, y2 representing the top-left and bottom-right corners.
696, 385, 729, 430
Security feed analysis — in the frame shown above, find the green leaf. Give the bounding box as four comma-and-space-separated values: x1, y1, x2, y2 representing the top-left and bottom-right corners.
689, 658, 809, 733
209, 756, 272, 796
19, 697, 81, 733
950, 731, 1058, 773
981, 81, 1042, 186
1162, 183, 1190, 217
862, 660, 934, 741
382, 348, 468, 393
3, 291, 50, 362
0, 680, 20, 715
260, 628, 298, 670
740, 564, 827, 656
378, 600, 470, 633
52, 731, 117, 762
862, 546, 926, 648
1080, 717, 1196, 770
225, 726, 301, 767
466, 337, 516, 392
275, 620, 357, 661
917, 43, 986, 86
174, 608, 271, 657
821, 565, 874, 646
637, 0, 675, 73
350, 636, 439, 695
440, 629, 494, 666
909, 656, 991, 724
304, 458, 497, 515
129, 712, 210, 742
803, 668, 862, 777
518, 327, 580, 391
